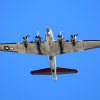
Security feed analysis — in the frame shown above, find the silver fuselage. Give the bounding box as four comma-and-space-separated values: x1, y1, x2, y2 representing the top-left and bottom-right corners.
45, 29, 57, 80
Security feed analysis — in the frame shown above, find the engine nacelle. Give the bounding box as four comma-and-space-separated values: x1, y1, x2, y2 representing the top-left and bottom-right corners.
23, 37, 28, 43
58, 35, 63, 41
20, 34, 30, 43
58, 34, 63, 54
71, 35, 76, 41
35, 35, 41, 42
71, 35, 76, 46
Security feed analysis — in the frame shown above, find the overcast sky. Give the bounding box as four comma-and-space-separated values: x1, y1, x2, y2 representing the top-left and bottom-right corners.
0, 0, 100, 100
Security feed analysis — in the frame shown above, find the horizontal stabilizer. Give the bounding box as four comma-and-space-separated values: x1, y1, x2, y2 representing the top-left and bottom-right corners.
30, 67, 78, 75
56, 67, 78, 75
30, 68, 51, 75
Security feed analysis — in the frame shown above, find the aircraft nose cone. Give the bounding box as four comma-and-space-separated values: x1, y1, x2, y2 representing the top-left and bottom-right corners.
46, 28, 50, 32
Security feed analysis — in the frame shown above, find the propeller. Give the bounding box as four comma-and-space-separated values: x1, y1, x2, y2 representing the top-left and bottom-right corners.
74, 33, 79, 36
26, 34, 31, 37
19, 34, 31, 39
19, 34, 23, 38
67, 31, 79, 37
35, 31, 43, 40
57, 31, 64, 40
67, 31, 72, 35
60, 31, 64, 35
36, 31, 40, 36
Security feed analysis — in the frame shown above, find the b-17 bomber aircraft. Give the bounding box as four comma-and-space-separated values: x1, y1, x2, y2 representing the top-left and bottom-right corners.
0, 28, 100, 80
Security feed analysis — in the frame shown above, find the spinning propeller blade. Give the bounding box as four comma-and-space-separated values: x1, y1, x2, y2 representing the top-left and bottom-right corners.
60, 31, 64, 35
36, 31, 40, 36
75, 33, 79, 36
26, 34, 31, 37
67, 31, 71, 35
19, 34, 23, 38
67, 31, 79, 36
19, 34, 31, 39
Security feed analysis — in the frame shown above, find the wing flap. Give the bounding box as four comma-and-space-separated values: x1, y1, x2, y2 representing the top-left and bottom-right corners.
30, 67, 78, 75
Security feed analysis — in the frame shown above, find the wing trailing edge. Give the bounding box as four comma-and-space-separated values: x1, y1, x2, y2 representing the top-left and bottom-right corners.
30, 67, 78, 75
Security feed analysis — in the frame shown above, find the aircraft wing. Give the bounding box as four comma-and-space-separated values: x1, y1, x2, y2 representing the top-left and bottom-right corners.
53, 40, 100, 55
0, 41, 46, 55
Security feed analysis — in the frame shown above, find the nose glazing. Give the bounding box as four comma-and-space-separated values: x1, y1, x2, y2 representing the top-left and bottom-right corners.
46, 28, 50, 32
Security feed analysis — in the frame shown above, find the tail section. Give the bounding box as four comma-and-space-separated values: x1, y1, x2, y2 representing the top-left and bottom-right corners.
30, 68, 51, 75
30, 67, 78, 80
56, 67, 78, 75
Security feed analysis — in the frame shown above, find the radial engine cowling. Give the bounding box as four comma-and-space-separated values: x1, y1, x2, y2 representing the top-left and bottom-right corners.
58, 35, 63, 41
71, 35, 76, 41
35, 35, 41, 42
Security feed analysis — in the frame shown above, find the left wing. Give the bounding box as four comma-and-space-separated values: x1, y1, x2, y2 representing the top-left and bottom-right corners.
52, 40, 100, 55
0, 42, 46, 55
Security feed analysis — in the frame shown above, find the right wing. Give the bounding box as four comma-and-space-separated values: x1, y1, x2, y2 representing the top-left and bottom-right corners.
0, 41, 47, 55
52, 40, 100, 55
